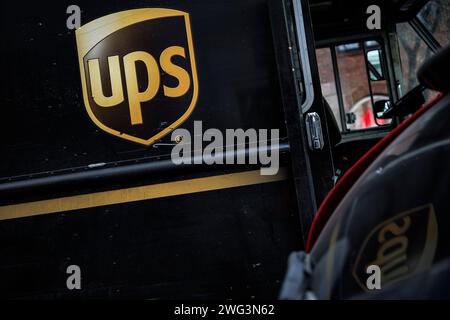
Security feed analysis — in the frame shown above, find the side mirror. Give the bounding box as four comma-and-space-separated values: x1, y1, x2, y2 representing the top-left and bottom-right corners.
373, 99, 391, 119
374, 85, 427, 121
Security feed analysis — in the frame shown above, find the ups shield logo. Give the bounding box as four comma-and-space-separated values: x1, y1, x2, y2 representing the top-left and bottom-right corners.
76, 9, 198, 145
352, 204, 439, 290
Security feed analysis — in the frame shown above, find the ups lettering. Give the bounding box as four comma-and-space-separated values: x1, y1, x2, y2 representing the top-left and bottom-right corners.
370, 216, 411, 282
87, 46, 191, 125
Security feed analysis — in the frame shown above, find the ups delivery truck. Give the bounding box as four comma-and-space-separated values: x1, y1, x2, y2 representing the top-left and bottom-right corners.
0, 0, 448, 299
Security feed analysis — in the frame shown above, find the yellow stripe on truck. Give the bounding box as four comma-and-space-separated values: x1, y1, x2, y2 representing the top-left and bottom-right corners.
0, 169, 288, 221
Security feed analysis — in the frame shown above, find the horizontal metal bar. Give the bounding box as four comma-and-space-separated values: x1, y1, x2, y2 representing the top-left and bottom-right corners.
0, 143, 290, 196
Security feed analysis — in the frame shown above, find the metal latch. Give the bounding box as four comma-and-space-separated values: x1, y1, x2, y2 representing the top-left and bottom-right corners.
305, 112, 324, 151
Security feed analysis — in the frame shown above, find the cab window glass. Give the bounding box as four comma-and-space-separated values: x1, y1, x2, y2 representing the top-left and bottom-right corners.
316, 47, 342, 131
316, 40, 391, 132
418, 0, 450, 46
335, 41, 389, 131
396, 22, 434, 96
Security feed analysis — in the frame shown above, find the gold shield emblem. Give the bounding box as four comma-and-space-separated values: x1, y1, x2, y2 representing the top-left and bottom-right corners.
76, 9, 199, 145
352, 204, 438, 290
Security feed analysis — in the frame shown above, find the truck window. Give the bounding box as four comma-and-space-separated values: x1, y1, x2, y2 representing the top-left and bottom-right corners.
418, 0, 450, 46
317, 40, 390, 132
316, 47, 342, 131
397, 0, 449, 97
396, 22, 434, 95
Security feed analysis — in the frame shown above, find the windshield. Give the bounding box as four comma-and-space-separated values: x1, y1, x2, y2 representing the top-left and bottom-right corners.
396, 0, 449, 98
418, 0, 450, 46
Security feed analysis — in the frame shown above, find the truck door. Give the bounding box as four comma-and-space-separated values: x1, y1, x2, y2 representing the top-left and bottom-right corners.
270, 0, 336, 238
0, 0, 332, 299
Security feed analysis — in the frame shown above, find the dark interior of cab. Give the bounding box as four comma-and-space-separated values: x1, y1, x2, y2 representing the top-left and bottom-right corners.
309, 0, 442, 178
